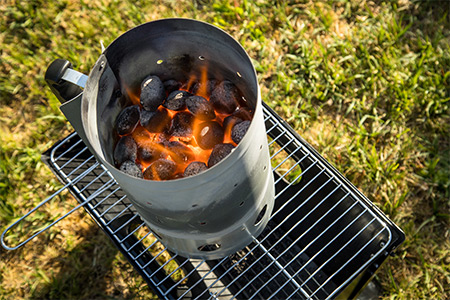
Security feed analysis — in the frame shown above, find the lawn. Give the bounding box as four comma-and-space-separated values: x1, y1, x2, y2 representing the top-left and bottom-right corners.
1, 0, 449, 299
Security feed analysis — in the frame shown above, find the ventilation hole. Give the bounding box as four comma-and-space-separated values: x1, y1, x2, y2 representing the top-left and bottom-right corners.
192, 204, 198, 208
260, 145, 263, 150
198, 244, 221, 252
254, 205, 267, 226
157, 59, 163, 64
234, 183, 238, 187
236, 71, 242, 77
200, 221, 207, 226
152, 230, 163, 240
239, 201, 245, 207
263, 165, 267, 171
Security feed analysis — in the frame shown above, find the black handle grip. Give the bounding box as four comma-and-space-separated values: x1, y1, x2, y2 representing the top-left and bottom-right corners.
45, 59, 83, 104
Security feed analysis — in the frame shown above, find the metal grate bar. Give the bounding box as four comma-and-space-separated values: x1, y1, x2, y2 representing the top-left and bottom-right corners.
54, 132, 83, 161
270, 138, 296, 160
178, 256, 230, 299
217, 182, 343, 299
265, 121, 280, 136
327, 231, 391, 299
82, 178, 116, 201
92, 187, 122, 209
123, 226, 153, 250
268, 128, 287, 146
267, 212, 373, 300
56, 147, 91, 172
274, 153, 313, 185
274, 166, 323, 204
79, 169, 110, 193
98, 194, 127, 217
35, 104, 399, 300
138, 247, 169, 273
271, 145, 303, 172
302, 217, 377, 287
119, 221, 146, 243
257, 197, 359, 300
61, 154, 96, 179
105, 203, 133, 226
112, 213, 139, 234
230, 190, 350, 300
247, 243, 304, 300
157, 258, 190, 288
309, 228, 387, 299
194, 174, 334, 299
161, 260, 205, 295
146, 252, 179, 273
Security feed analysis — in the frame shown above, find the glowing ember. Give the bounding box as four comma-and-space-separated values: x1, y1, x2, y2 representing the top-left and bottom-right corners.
113, 74, 253, 180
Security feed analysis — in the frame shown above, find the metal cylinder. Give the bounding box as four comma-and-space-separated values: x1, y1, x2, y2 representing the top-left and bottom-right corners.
81, 19, 274, 259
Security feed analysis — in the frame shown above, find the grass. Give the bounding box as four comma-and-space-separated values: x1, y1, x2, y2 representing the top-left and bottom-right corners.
1, 0, 449, 299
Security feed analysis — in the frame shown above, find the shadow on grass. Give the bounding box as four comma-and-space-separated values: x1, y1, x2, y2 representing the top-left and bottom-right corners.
29, 223, 135, 299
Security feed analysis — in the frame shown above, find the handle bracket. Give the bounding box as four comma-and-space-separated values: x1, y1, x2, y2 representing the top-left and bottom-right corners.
45, 59, 88, 103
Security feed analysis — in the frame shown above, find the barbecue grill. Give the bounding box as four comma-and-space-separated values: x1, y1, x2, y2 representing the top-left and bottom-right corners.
1, 19, 405, 299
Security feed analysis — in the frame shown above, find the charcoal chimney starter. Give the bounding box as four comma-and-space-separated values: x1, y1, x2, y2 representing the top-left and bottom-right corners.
78, 19, 274, 259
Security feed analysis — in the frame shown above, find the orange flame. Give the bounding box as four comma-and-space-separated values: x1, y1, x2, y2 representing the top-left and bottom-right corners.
196, 66, 209, 99
123, 84, 141, 106
185, 74, 197, 93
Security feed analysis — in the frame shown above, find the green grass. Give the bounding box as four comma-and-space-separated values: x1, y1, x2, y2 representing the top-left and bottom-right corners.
1, 0, 449, 299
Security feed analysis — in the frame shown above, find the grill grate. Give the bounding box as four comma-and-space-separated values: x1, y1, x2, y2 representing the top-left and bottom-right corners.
39, 103, 403, 299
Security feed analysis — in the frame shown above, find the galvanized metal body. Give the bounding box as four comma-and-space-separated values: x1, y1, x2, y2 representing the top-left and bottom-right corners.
80, 19, 275, 259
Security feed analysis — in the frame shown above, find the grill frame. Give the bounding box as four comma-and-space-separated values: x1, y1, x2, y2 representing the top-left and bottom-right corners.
39, 103, 404, 299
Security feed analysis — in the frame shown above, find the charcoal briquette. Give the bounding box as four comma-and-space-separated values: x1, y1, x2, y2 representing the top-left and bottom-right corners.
194, 121, 224, 150
208, 143, 235, 168
114, 136, 137, 167
143, 159, 176, 180
140, 75, 165, 111
167, 141, 194, 164
163, 90, 191, 111
140, 107, 171, 133
172, 173, 185, 179
184, 161, 208, 177
186, 95, 216, 121
223, 115, 243, 132
138, 141, 165, 164
163, 79, 182, 94
209, 80, 239, 114
232, 107, 253, 121
231, 120, 251, 144
170, 111, 194, 137
115, 105, 140, 135
120, 160, 143, 178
